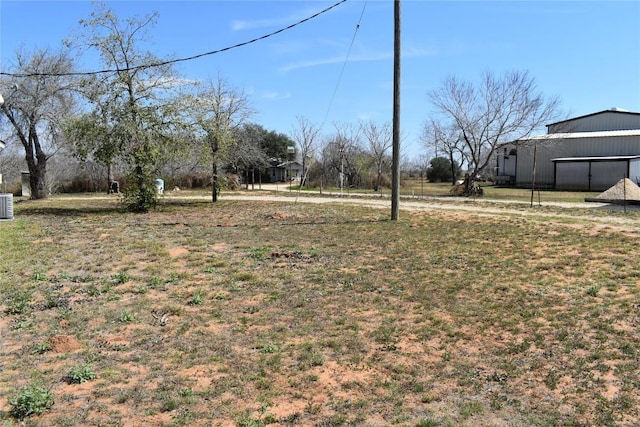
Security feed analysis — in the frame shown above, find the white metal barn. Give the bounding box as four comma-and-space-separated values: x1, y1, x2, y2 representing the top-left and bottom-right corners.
495, 109, 640, 191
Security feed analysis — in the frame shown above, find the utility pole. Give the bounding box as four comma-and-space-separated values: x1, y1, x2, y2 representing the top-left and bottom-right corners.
391, 0, 401, 220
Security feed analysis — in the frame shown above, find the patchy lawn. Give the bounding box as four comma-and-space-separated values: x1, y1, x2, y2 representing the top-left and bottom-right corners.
0, 195, 638, 426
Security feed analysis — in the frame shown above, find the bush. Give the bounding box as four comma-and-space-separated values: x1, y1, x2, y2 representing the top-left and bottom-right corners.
122, 172, 159, 213
9, 383, 54, 419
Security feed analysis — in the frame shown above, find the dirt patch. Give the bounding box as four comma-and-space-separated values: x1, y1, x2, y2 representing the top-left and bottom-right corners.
168, 246, 188, 257
49, 335, 82, 353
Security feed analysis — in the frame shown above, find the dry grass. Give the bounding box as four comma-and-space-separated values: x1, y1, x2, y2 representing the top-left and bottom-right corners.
0, 194, 638, 426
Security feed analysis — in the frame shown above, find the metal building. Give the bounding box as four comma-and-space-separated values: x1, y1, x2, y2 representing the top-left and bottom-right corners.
495, 109, 640, 191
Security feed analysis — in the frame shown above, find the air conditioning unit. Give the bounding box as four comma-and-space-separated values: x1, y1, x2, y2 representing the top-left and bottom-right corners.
0, 194, 14, 220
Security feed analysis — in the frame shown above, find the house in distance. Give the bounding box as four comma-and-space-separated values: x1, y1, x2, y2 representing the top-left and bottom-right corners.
496, 108, 640, 191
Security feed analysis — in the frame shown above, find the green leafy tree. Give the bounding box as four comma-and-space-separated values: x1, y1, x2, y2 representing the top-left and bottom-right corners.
227, 123, 270, 186
262, 128, 294, 160
427, 157, 459, 183
69, 3, 185, 211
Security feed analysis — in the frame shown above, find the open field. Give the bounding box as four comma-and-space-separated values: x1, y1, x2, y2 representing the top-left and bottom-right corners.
1, 192, 639, 426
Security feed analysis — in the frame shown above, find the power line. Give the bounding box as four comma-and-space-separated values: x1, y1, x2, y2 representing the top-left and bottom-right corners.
1, 0, 348, 78
320, 0, 367, 129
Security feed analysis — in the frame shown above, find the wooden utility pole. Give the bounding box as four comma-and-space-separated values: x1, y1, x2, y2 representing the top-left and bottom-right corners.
391, 0, 401, 220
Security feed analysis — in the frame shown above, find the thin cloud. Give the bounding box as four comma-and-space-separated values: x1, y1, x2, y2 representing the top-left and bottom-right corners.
262, 90, 292, 100
279, 44, 435, 73
231, 6, 326, 31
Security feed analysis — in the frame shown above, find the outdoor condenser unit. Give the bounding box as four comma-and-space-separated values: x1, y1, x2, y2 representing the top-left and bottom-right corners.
0, 194, 14, 220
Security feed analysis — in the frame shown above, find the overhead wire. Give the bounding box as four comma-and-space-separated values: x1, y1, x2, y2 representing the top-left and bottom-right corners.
295, 0, 367, 202
319, 0, 368, 130
0, 0, 348, 78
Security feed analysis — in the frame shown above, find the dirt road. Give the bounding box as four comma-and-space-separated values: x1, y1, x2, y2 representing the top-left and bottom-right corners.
214, 191, 640, 231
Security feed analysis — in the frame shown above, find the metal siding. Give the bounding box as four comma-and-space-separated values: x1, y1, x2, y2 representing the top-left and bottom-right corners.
555, 163, 590, 190
515, 135, 640, 188
630, 159, 640, 185
503, 156, 516, 176
590, 161, 628, 190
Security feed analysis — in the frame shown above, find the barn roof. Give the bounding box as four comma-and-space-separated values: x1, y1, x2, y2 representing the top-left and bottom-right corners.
546, 109, 640, 127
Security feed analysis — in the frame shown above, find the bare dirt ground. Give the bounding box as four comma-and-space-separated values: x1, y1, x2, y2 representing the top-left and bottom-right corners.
2, 190, 639, 426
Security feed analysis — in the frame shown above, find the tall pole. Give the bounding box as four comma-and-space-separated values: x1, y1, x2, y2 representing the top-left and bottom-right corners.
391, 0, 401, 220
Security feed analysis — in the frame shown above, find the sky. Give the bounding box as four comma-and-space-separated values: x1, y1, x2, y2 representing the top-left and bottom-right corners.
1, 0, 639, 160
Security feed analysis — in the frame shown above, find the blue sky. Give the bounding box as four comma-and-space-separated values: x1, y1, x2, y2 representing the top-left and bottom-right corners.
2, 0, 639, 159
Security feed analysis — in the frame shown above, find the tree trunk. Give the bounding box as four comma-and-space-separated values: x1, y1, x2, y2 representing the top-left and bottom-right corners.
211, 162, 218, 202
107, 163, 114, 194
449, 152, 457, 185
26, 129, 48, 199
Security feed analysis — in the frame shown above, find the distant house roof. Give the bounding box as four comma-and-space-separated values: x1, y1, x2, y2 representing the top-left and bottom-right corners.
277, 160, 302, 169
267, 158, 302, 169
546, 109, 640, 128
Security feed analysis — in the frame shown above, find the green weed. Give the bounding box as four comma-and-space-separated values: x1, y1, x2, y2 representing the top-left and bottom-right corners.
8, 383, 54, 419
67, 365, 97, 384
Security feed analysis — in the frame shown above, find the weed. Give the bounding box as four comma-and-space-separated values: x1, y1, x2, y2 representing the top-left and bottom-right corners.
235, 404, 276, 427
586, 284, 601, 297
249, 246, 270, 260
160, 397, 179, 412
118, 310, 136, 323
113, 271, 131, 284
67, 365, 97, 384
149, 276, 164, 287
178, 387, 193, 398
30, 342, 52, 355
4, 291, 32, 315
187, 291, 204, 306
32, 271, 47, 281
41, 291, 69, 310
8, 383, 54, 418
133, 285, 149, 294
258, 343, 279, 354
297, 342, 325, 370
459, 400, 484, 419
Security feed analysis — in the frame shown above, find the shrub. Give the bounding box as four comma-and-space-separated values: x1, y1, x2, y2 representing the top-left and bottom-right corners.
9, 383, 54, 419
67, 365, 97, 384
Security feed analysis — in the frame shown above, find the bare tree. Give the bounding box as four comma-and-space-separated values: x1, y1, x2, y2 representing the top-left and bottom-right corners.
291, 116, 320, 187
428, 70, 560, 184
360, 120, 392, 191
322, 122, 364, 190
0, 48, 76, 199
189, 76, 254, 202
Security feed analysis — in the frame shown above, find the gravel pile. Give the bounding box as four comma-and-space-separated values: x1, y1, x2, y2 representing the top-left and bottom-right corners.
593, 178, 640, 202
